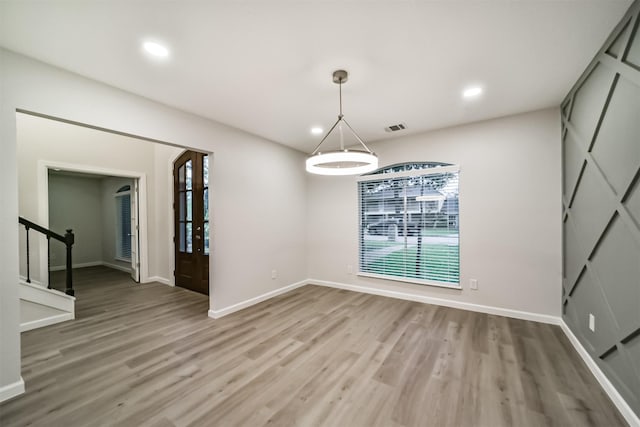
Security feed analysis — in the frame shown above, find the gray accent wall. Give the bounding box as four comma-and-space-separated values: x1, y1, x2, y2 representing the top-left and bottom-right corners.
561, 0, 640, 418
48, 173, 104, 268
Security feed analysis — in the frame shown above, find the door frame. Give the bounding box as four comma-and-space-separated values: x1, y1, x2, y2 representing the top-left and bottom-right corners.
36, 159, 149, 284
167, 150, 213, 293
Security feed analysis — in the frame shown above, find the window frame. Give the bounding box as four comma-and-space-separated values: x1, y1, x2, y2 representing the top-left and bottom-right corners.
357, 163, 461, 289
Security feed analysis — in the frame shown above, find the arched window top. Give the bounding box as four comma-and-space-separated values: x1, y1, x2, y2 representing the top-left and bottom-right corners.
116, 185, 131, 193
364, 162, 454, 175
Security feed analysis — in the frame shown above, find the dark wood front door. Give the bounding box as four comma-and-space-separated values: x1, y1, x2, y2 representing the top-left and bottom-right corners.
174, 150, 209, 295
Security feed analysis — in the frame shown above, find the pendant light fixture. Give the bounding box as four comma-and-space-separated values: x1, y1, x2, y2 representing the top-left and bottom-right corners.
306, 70, 378, 175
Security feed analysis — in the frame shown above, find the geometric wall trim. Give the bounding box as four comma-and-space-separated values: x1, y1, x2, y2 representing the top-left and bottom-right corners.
562, 0, 640, 418
590, 74, 640, 196
607, 20, 631, 59
628, 178, 640, 227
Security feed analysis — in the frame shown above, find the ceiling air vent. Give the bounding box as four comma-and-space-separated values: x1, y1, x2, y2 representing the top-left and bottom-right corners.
385, 123, 407, 132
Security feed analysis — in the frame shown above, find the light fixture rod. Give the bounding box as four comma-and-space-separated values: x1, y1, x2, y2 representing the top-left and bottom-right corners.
310, 116, 342, 155
310, 70, 374, 155
341, 117, 374, 153
339, 77, 343, 117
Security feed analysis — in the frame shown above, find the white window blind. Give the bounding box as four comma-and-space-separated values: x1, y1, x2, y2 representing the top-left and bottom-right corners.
115, 192, 132, 261
358, 163, 460, 288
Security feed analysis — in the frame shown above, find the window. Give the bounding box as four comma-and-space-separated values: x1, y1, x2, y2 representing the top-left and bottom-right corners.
358, 162, 460, 288
115, 185, 132, 261
175, 154, 209, 255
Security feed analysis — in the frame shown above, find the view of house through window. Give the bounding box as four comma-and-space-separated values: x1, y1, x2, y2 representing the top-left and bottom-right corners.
358, 162, 460, 287
115, 185, 132, 261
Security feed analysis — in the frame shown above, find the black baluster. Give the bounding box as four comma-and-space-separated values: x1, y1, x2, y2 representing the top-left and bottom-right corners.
47, 235, 51, 289
25, 226, 31, 283
65, 229, 75, 297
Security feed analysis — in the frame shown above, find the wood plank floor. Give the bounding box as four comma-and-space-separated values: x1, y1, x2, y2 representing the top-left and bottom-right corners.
0, 266, 626, 426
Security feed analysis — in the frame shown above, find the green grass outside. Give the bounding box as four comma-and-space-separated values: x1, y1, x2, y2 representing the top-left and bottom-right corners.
363, 244, 460, 284
363, 240, 400, 250
420, 228, 458, 236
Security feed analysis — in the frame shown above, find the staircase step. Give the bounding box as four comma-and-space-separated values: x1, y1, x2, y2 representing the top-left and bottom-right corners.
19, 280, 75, 332
20, 300, 73, 332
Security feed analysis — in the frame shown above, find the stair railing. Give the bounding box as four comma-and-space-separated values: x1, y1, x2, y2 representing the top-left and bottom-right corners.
19, 217, 75, 296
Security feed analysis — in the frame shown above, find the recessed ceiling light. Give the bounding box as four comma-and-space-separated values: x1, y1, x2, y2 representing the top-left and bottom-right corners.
463, 86, 483, 98
143, 41, 170, 58
310, 127, 323, 135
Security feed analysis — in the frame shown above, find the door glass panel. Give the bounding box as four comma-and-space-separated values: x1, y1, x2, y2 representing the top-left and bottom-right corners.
186, 160, 193, 190
179, 165, 185, 190
203, 155, 209, 187
179, 191, 186, 220
204, 222, 209, 255
186, 222, 193, 253
203, 188, 208, 221
179, 222, 186, 252
186, 190, 192, 221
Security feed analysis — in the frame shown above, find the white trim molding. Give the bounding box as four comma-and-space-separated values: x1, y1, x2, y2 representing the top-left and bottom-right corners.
50, 261, 103, 271
36, 160, 150, 284
208, 279, 308, 319
102, 262, 132, 274
50, 261, 131, 273
560, 321, 640, 427
146, 276, 172, 286
0, 377, 25, 403
309, 279, 561, 325
20, 312, 74, 332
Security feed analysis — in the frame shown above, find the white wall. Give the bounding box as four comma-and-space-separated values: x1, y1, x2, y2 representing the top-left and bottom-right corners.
0, 49, 308, 397
307, 108, 562, 318
101, 176, 134, 272
48, 174, 103, 268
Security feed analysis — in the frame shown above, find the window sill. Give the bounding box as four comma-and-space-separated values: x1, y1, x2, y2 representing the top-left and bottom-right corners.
357, 272, 461, 290
115, 257, 131, 263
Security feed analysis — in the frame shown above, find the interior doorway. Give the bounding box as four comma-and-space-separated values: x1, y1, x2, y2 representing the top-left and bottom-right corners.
45, 167, 142, 284
173, 150, 210, 295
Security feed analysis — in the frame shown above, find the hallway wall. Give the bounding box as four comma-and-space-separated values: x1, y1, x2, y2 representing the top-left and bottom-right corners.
48, 173, 104, 268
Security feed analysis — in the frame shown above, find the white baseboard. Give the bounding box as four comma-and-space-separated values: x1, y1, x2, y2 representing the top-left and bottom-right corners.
101, 262, 132, 273
560, 321, 639, 427
20, 312, 74, 332
50, 261, 103, 271
50, 261, 132, 273
208, 279, 308, 319
0, 377, 25, 403
146, 276, 172, 286
309, 279, 561, 325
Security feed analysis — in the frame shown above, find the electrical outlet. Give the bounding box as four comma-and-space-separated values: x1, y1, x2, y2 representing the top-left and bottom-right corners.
589, 313, 595, 332
347, 265, 353, 274
271, 269, 277, 280
470, 279, 478, 290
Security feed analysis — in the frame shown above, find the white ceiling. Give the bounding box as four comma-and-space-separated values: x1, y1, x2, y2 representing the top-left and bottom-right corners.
0, 1, 632, 153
